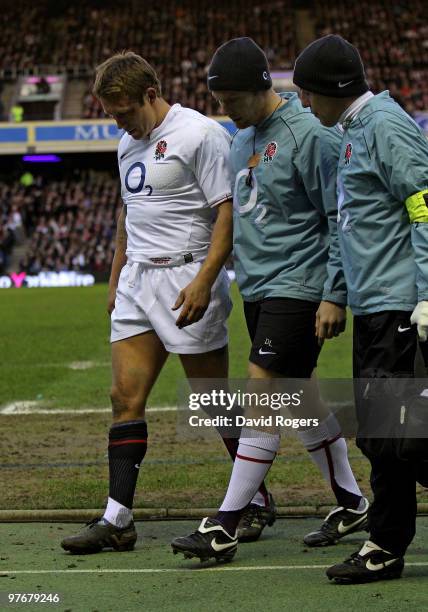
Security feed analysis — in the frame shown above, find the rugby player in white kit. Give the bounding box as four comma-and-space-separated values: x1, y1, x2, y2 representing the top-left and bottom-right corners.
61, 51, 269, 554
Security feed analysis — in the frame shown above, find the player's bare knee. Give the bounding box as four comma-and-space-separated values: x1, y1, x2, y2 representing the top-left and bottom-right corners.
110, 387, 127, 419
110, 386, 145, 420
248, 361, 274, 379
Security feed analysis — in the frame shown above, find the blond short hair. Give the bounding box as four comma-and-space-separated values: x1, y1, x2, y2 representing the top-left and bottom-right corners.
93, 51, 162, 104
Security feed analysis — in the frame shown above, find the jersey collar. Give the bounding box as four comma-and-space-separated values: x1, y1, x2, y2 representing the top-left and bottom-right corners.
339, 91, 374, 130
149, 103, 181, 141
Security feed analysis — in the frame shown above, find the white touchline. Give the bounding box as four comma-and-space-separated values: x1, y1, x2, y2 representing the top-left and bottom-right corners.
0, 400, 353, 416
0, 565, 331, 574
2, 562, 428, 574
4, 361, 111, 369
68, 361, 110, 370
0, 403, 179, 415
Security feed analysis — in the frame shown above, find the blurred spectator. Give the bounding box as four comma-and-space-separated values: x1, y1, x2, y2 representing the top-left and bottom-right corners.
0, 224, 15, 273
7, 204, 25, 244
11, 104, 24, 122
20, 172, 34, 188
36, 77, 51, 95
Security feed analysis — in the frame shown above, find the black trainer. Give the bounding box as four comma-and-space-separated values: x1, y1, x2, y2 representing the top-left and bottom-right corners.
326, 540, 404, 584
303, 498, 369, 547
61, 518, 137, 554
171, 517, 238, 563
237, 493, 277, 542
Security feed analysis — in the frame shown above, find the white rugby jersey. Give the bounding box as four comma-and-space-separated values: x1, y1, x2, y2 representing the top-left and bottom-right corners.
117, 104, 232, 264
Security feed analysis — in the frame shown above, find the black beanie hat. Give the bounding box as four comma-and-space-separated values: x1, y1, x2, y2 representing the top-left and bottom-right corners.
293, 34, 369, 98
208, 37, 272, 92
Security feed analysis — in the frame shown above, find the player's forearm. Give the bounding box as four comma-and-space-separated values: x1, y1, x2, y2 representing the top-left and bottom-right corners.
109, 207, 127, 290
109, 248, 127, 289
196, 199, 233, 286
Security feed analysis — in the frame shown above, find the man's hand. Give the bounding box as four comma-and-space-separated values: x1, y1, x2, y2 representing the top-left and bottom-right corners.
107, 286, 117, 315
172, 278, 212, 328
411, 301, 428, 342
315, 301, 346, 344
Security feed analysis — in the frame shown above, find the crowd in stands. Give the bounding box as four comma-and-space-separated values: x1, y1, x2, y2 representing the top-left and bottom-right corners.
314, 0, 428, 114
0, 171, 121, 275
0, 1, 426, 117
80, 0, 295, 118
0, 0, 296, 117
0, 1, 427, 274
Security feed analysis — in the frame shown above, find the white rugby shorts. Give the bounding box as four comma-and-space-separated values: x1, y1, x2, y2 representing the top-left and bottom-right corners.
111, 261, 232, 353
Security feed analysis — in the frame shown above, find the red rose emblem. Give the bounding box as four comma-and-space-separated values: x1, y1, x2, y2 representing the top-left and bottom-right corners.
344, 143, 352, 165
155, 140, 167, 160
263, 141, 278, 163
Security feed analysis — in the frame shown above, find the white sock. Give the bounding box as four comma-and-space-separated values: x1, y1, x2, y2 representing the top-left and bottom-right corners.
308, 438, 363, 501
324, 412, 342, 439
220, 428, 280, 512
298, 419, 330, 448
298, 417, 362, 502
103, 496, 132, 528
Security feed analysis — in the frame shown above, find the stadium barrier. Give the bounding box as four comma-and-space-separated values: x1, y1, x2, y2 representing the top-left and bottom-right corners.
0, 118, 236, 155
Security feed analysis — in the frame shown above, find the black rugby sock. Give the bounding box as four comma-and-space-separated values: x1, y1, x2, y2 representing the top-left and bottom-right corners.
215, 509, 244, 536
108, 420, 148, 508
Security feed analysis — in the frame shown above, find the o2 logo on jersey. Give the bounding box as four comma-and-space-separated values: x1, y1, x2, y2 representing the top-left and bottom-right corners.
124, 162, 153, 195
233, 169, 267, 226
344, 143, 353, 166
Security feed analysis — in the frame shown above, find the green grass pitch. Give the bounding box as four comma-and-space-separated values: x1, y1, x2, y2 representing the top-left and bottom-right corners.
0, 282, 352, 409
